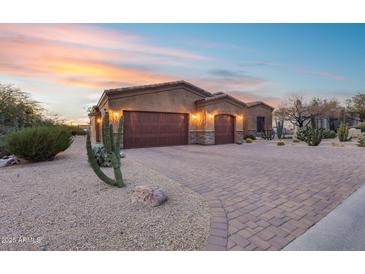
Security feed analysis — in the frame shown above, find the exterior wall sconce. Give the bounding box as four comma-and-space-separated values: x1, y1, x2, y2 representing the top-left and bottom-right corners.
97, 118, 101, 123
237, 115, 243, 120
207, 113, 214, 118
191, 114, 197, 119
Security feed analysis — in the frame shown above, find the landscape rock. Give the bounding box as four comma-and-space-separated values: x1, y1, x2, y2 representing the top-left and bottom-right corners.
0, 155, 19, 168
120, 152, 126, 158
132, 185, 168, 207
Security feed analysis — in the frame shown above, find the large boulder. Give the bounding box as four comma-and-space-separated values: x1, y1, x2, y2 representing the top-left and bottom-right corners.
0, 155, 19, 168
132, 185, 168, 207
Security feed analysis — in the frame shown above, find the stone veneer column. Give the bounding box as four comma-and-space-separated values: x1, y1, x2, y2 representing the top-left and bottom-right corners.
189, 130, 215, 145
235, 131, 244, 144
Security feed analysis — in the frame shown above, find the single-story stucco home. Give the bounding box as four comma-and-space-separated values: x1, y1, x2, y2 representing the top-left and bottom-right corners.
89, 81, 273, 148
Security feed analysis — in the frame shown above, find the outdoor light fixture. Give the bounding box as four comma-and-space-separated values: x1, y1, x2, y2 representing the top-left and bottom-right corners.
192, 114, 197, 119
97, 118, 101, 123
207, 113, 214, 118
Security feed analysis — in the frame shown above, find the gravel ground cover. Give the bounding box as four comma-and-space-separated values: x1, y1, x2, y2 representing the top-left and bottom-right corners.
0, 137, 210, 251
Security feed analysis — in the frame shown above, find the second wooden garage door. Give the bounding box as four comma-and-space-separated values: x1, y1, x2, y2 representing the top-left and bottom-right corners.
123, 111, 188, 149
215, 114, 235, 144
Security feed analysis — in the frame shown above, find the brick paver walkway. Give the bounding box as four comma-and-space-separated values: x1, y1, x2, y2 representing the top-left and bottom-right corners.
126, 142, 365, 250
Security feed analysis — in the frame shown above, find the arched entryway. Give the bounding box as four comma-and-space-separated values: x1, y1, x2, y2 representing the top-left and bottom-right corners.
214, 114, 235, 144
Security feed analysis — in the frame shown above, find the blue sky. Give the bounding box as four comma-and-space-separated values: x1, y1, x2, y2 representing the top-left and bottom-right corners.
0, 24, 364, 123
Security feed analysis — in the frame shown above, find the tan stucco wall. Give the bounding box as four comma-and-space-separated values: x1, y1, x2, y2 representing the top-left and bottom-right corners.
247, 105, 273, 132
196, 100, 245, 131
107, 87, 206, 131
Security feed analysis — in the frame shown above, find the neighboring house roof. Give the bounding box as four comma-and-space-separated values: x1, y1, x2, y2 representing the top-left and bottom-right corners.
247, 101, 274, 110
195, 92, 247, 108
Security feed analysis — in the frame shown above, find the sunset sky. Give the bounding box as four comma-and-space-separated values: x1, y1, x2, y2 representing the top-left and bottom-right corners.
1, 24, 365, 123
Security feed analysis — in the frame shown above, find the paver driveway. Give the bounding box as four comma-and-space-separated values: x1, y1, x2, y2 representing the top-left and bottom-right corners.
126, 142, 365, 250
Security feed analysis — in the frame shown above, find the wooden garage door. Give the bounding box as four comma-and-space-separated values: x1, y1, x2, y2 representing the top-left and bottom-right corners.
215, 114, 234, 144
123, 111, 188, 149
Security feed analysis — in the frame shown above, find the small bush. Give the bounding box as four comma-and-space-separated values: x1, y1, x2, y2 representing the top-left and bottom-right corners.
245, 134, 256, 140
246, 138, 253, 143
5, 126, 73, 162
292, 137, 300, 143
277, 140, 285, 146
296, 127, 308, 142
92, 144, 112, 167
358, 134, 365, 147
322, 130, 337, 139
356, 123, 365, 133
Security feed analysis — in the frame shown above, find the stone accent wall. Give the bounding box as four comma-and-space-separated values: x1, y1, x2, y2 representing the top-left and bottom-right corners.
247, 130, 257, 138
189, 131, 215, 145
235, 131, 244, 144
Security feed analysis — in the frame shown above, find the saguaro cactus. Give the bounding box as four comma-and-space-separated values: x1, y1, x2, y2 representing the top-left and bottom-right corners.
86, 112, 125, 187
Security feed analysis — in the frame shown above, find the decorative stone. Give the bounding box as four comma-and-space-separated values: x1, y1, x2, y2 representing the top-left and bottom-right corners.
0, 155, 19, 168
120, 152, 126, 158
132, 185, 168, 207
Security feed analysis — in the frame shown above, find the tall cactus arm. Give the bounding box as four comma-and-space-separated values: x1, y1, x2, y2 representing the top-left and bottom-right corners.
110, 152, 124, 187
115, 116, 123, 164
103, 112, 112, 153
109, 124, 115, 153
86, 131, 119, 187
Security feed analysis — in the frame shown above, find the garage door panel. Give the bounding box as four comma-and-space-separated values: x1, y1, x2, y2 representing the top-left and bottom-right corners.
215, 114, 234, 144
123, 111, 188, 148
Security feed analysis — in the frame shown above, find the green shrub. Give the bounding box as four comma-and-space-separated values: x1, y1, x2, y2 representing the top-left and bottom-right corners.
322, 130, 337, 139
0, 134, 8, 158
292, 137, 300, 143
246, 138, 253, 143
296, 127, 308, 142
338, 122, 351, 142
356, 123, 365, 132
277, 140, 285, 146
92, 144, 112, 167
5, 126, 73, 161
305, 118, 323, 146
358, 134, 365, 147
245, 134, 256, 140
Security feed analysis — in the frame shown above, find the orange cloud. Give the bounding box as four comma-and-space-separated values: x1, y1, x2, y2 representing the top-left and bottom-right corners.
0, 24, 208, 89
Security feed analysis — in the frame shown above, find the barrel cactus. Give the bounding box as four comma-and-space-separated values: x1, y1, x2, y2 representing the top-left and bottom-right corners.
86, 111, 125, 187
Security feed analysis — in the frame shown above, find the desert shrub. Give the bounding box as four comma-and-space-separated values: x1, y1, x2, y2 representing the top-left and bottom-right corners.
338, 122, 351, 142
292, 137, 300, 143
358, 134, 365, 147
296, 127, 308, 142
5, 126, 73, 161
356, 122, 365, 132
277, 140, 285, 146
245, 134, 256, 140
246, 138, 253, 143
322, 130, 337, 139
0, 134, 8, 158
92, 144, 112, 167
